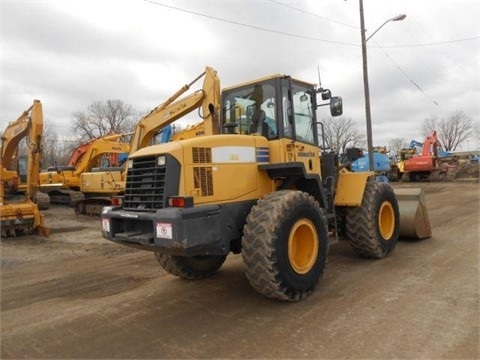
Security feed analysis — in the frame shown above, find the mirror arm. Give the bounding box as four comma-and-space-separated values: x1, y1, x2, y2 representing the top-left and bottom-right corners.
314, 102, 330, 110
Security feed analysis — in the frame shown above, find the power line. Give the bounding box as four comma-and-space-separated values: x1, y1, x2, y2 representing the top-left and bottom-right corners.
375, 43, 439, 106
377, 36, 479, 48
268, 0, 358, 30
143, 0, 359, 46
144, 0, 479, 48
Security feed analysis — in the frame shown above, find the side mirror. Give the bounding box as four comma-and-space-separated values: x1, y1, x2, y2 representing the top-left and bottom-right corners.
321, 89, 331, 100
330, 96, 343, 117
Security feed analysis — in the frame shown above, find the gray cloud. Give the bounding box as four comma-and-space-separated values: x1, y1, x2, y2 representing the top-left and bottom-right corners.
1, 0, 479, 149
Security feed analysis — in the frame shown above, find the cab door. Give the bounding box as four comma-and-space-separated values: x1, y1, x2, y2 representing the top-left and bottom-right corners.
281, 80, 320, 175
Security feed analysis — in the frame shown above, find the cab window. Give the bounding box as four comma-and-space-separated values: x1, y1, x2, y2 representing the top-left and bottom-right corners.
292, 84, 315, 144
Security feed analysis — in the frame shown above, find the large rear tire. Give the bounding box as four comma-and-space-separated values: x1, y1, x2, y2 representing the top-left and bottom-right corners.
242, 191, 328, 301
346, 182, 399, 258
154, 253, 226, 280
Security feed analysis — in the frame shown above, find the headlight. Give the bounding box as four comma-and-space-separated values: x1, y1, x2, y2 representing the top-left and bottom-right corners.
126, 159, 133, 169
157, 155, 166, 166
102, 218, 111, 232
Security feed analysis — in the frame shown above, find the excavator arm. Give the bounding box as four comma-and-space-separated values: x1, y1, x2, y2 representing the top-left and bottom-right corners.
421, 131, 439, 157
129, 66, 220, 153
25, 101, 44, 202
1, 108, 31, 170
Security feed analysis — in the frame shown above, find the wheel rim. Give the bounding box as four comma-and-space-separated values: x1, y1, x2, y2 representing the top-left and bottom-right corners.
378, 201, 395, 240
288, 219, 319, 274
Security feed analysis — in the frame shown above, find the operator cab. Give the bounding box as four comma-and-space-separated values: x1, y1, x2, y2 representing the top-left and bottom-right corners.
221, 74, 342, 145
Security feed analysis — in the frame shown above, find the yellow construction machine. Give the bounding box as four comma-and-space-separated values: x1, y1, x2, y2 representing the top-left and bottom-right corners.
1, 100, 49, 237
75, 67, 219, 215
101, 67, 431, 301
39, 133, 130, 206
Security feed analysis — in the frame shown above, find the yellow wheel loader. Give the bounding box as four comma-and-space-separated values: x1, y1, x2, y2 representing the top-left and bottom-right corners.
1, 100, 49, 237
101, 68, 431, 301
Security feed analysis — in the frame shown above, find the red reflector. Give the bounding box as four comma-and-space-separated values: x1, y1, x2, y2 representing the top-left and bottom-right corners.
111, 197, 122, 206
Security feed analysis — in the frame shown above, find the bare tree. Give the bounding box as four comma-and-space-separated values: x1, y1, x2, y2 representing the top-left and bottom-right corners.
472, 121, 480, 148
72, 100, 138, 141
319, 117, 365, 155
388, 137, 409, 155
41, 121, 83, 168
422, 111, 473, 151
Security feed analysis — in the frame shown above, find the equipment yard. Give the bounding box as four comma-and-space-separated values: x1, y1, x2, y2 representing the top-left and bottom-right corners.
1, 180, 479, 359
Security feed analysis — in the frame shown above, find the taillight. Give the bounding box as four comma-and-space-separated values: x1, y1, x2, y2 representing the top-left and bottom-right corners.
168, 196, 193, 208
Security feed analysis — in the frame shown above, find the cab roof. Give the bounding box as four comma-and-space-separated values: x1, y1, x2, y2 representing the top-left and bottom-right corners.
222, 74, 316, 92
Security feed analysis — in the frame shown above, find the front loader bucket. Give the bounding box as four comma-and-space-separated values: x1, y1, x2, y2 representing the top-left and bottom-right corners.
393, 188, 432, 240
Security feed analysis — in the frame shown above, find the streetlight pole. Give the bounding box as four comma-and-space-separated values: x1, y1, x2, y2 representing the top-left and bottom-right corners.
359, 0, 406, 171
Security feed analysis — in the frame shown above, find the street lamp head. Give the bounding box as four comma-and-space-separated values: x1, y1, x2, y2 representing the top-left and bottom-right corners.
392, 14, 407, 21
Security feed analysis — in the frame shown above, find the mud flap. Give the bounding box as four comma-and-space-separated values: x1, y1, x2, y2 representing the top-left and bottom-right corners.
393, 188, 432, 239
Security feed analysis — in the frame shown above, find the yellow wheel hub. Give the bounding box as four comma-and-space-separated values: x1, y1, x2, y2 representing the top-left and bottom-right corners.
378, 201, 395, 240
288, 219, 319, 274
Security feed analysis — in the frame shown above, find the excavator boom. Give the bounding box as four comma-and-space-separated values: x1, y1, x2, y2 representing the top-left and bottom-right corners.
129, 66, 220, 153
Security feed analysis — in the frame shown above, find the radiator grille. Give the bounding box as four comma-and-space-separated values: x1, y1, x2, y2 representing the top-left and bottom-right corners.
194, 167, 213, 196
123, 156, 166, 211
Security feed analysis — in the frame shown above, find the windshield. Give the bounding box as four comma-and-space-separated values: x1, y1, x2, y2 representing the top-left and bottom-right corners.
222, 81, 277, 140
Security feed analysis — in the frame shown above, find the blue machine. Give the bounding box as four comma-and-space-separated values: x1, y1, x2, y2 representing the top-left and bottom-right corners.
350, 152, 391, 182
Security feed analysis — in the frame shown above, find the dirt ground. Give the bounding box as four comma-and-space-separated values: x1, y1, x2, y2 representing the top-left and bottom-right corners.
1, 180, 479, 359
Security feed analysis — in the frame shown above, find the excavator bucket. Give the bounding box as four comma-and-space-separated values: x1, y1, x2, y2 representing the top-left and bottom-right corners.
393, 188, 432, 240
0, 200, 50, 238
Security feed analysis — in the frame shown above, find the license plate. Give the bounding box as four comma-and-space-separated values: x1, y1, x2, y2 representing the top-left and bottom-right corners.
156, 222, 173, 239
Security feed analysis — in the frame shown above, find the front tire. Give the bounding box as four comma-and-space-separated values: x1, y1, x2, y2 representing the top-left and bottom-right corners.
155, 253, 226, 280
242, 191, 328, 301
346, 182, 399, 258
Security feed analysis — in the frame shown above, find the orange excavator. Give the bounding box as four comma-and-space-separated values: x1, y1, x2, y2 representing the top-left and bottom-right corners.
1, 100, 49, 237
399, 131, 448, 181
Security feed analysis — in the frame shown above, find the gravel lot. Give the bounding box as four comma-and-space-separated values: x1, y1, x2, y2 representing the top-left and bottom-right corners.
1, 180, 479, 359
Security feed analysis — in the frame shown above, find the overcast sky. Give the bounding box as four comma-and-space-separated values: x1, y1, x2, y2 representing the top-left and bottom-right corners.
1, 0, 479, 150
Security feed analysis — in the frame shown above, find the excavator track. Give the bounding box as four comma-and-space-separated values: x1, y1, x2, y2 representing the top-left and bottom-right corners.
36, 192, 51, 210
74, 197, 113, 216
46, 189, 85, 207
